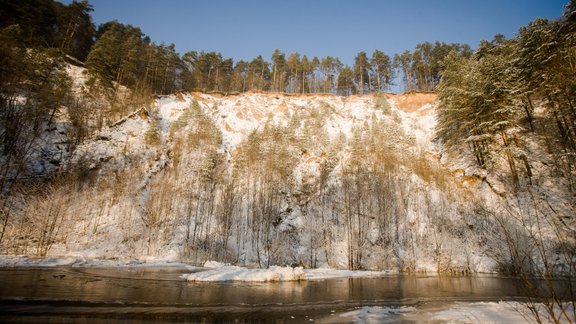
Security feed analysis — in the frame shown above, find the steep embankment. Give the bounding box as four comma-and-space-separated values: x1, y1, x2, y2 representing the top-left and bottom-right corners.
1, 67, 573, 273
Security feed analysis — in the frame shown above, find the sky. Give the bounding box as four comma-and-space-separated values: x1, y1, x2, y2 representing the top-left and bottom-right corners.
61, 0, 566, 66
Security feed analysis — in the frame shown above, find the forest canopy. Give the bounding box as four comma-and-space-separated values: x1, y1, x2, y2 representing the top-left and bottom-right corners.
1, 0, 472, 96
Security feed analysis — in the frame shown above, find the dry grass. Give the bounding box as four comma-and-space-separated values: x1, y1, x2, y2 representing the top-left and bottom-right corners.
373, 93, 392, 114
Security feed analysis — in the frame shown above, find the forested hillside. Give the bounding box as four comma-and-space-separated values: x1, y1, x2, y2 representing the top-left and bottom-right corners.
0, 0, 574, 284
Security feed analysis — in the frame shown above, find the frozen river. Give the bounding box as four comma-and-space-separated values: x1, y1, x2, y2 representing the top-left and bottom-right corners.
0, 266, 572, 323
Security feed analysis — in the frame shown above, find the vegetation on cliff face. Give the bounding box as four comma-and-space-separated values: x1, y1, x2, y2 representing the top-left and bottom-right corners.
436, 1, 576, 276
0, 91, 474, 272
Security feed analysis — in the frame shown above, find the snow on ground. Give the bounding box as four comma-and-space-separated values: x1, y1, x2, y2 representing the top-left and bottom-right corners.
59, 91, 420, 264
329, 302, 531, 324
0, 256, 393, 281
180, 261, 395, 282
318, 301, 576, 323
181, 265, 305, 282
408, 301, 574, 324
305, 268, 396, 280
68, 114, 154, 173
65, 64, 88, 93
151, 93, 398, 152
74, 91, 433, 174
334, 306, 417, 323
328, 301, 575, 323
394, 103, 437, 153
417, 302, 531, 323
0, 255, 195, 269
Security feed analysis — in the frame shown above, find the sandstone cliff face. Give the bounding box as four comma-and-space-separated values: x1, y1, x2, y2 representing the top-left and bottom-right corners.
1, 86, 573, 274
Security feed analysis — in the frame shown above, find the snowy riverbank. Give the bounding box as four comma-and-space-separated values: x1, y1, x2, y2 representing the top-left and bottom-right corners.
335, 302, 575, 323
0, 255, 196, 269
180, 261, 396, 282
0, 256, 397, 281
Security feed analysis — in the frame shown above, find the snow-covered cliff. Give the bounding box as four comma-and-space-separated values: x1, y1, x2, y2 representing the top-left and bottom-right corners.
1, 66, 573, 274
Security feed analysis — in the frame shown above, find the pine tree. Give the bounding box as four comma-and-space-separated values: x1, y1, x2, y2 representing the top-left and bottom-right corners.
85, 21, 144, 90
271, 49, 286, 92
217, 58, 234, 93
0, 25, 72, 178
56, 0, 95, 61
301, 55, 311, 94
0, 0, 59, 48
370, 50, 392, 92
248, 55, 270, 91
413, 42, 433, 91
394, 51, 414, 91
287, 52, 301, 93
320, 56, 342, 93
353, 51, 370, 94
231, 60, 249, 92
337, 65, 355, 96
437, 40, 520, 185
311, 56, 320, 93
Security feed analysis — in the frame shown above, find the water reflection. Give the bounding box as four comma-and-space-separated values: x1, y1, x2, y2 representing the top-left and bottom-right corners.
0, 267, 567, 322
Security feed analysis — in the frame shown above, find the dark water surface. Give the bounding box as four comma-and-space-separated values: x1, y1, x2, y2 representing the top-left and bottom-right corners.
0, 267, 567, 323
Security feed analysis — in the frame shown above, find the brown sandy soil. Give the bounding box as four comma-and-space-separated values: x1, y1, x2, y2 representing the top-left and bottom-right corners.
387, 92, 437, 112
189, 91, 438, 119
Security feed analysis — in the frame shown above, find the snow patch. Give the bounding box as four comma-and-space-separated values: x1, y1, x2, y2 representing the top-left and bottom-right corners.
203, 260, 229, 268
181, 265, 305, 282
424, 302, 528, 323
181, 263, 394, 282
0, 255, 195, 269
304, 268, 395, 280
335, 301, 575, 324
338, 306, 417, 323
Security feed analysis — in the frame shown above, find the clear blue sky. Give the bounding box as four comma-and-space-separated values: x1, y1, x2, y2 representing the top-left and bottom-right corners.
62, 0, 566, 65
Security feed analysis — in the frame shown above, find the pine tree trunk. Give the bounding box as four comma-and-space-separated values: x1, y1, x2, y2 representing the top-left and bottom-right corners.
272, 64, 276, 92
523, 96, 535, 131
359, 69, 363, 95
368, 73, 372, 94
563, 88, 576, 120
501, 132, 519, 187
302, 70, 305, 94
